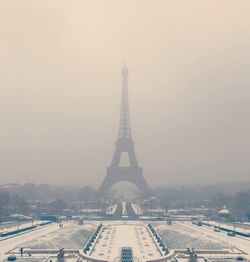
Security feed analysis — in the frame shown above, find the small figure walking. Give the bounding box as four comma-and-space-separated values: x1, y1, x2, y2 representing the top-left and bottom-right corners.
20, 247, 24, 257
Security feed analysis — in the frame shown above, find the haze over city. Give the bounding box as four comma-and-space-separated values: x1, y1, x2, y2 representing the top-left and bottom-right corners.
0, 0, 250, 188
1, 2, 250, 262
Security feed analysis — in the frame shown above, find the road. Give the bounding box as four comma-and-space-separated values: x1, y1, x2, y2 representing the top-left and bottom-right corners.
181, 222, 250, 258
0, 220, 44, 234
209, 221, 250, 235
0, 223, 59, 260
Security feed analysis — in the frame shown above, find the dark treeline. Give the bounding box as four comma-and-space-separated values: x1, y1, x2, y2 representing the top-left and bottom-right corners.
0, 183, 96, 220
1, 183, 95, 202
0, 182, 250, 220
0, 190, 29, 216
154, 183, 250, 219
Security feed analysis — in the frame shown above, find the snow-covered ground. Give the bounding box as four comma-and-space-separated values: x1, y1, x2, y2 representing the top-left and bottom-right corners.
122, 202, 128, 218
155, 222, 230, 250
106, 204, 117, 215
22, 222, 95, 249
155, 222, 250, 258
131, 203, 143, 215
0, 221, 95, 260
1, 220, 250, 261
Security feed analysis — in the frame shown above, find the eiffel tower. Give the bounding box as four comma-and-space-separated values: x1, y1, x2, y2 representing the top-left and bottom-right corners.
98, 65, 150, 198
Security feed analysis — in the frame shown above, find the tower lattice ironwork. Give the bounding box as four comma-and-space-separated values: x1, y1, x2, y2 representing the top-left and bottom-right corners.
98, 65, 150, 198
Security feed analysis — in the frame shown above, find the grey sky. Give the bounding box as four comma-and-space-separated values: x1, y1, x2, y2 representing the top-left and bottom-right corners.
0, 0, 250, 188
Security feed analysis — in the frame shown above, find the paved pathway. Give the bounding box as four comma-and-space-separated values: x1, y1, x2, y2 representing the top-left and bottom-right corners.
90, 222, 162, 261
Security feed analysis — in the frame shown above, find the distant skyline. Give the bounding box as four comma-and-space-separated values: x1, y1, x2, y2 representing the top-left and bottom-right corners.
0, 0, 250, 188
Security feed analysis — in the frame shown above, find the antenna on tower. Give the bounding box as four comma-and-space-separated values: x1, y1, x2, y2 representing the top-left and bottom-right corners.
122, 62, 129, 77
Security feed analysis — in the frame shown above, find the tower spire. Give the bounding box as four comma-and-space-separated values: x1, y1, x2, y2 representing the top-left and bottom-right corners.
118, 64, 131, 140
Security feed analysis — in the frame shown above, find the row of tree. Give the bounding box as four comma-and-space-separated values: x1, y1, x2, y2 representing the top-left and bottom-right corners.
1, 183, 249, 220
154, 186, 250, 219
3, 183, 95, 202
0, 190, 28, 219
0, 184, 96, 220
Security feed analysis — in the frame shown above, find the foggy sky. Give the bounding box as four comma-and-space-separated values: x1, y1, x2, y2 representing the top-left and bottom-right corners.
0, 0, 250, 188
